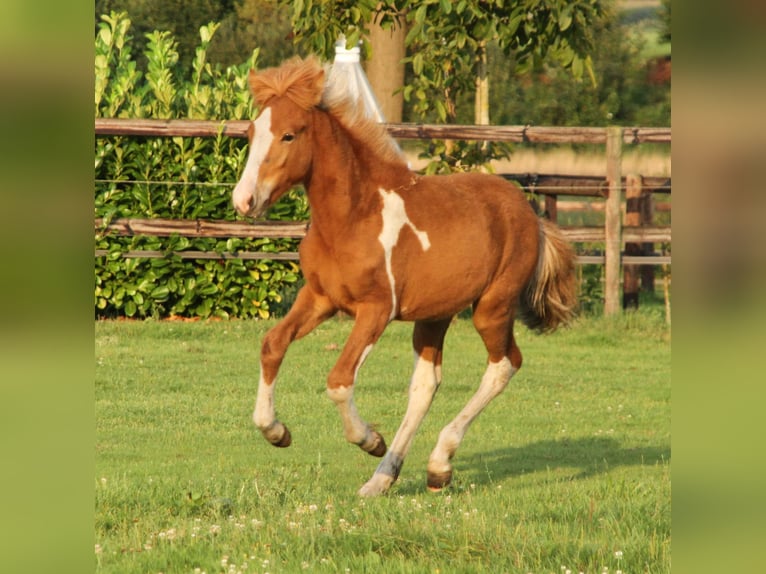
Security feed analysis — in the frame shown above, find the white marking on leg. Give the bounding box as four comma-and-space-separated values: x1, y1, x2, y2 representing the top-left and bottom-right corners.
232, 108, 275, 216
428, 357, 515, 477
253, 365, 283, 443
327, 386, 374, 447
377, 188, 431, 320
354, 344, 374, 382
360, 354, 439, 496
328, 344, 376, 447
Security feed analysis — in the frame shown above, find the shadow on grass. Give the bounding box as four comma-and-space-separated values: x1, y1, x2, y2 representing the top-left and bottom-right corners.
393, 437, 670, 495
458, 437, 670, 486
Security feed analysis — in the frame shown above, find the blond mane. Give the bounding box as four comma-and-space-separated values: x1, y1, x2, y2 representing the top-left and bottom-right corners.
250, 56, 406, 167
249, 56, 326, 110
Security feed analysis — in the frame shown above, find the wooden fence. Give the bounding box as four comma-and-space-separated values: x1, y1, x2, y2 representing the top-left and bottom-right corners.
95, 119, 670, 314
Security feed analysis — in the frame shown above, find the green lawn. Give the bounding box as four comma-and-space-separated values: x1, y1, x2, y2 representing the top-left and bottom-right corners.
95, 310, 670, 573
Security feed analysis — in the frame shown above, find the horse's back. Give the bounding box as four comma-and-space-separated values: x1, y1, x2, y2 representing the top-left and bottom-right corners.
414, 171, 534, 225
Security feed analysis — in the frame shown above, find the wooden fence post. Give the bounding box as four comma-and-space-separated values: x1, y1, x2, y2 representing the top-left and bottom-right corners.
604, 126, 622, 316
623, 174, 642, 309
544, 195, 558, 223
640, 186, 656, 293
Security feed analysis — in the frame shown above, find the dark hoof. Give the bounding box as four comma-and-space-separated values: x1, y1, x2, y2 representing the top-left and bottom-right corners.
365, 431, 387, 457
426, 470, 452, 491
269, 425, 292, 448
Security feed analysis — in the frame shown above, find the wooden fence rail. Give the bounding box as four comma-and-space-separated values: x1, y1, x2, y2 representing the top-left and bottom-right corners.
95, 118, 671, 314
95, 217, 670, 244
95, 117, 671, 144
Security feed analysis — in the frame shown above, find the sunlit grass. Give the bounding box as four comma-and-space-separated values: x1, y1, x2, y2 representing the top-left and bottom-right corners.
96, 311, 670, 573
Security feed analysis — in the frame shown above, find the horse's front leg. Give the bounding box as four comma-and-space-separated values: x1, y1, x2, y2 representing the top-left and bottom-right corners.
255, 286, 336, 447
326, 305, 391, 458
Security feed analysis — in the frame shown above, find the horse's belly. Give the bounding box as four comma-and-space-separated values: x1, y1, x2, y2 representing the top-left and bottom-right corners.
394, 263, 488, 321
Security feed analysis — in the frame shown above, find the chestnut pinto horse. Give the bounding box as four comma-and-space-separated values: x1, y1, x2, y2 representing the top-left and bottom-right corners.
232, 57, 577, 496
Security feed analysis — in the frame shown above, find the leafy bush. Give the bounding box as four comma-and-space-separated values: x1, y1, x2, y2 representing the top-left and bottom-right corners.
95, 12, 307, 319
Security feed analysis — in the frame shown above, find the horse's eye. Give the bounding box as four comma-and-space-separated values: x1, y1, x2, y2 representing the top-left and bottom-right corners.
281, 133, 295, 143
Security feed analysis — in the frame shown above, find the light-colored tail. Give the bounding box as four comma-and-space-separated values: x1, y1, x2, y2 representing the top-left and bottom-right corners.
519, 219, 578, 333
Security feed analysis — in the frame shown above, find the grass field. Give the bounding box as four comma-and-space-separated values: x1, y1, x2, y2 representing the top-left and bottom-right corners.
95, 309, 670, 573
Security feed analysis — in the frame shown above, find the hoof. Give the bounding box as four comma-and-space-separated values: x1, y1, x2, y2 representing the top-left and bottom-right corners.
273, 426, 292, 447
426, 470, 452, 492
263, 424, 292, 448
365, 431, 387, 457
358, 474, 393, 497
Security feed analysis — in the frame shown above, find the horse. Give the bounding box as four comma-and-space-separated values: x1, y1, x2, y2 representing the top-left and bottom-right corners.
231, 56, 577, 497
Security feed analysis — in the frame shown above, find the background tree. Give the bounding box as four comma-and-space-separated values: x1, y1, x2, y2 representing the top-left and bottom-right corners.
282, 0, 606, 118
282, 0, 609, 171
660, 0, 671, 43
490, 9, 668, 128
211, 0, 297, 68
95, 0, 295, 72
94, 0, 669, 146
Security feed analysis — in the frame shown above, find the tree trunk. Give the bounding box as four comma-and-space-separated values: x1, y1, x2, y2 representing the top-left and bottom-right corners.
366, 17, 407, 122
475, 41, 489, 126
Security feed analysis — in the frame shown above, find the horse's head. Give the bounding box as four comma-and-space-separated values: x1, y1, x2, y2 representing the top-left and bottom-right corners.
232, 57, 325, 218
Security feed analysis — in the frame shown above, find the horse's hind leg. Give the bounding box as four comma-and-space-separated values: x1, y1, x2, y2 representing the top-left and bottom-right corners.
359, 318, 452, 497
427, 297, 522, 491
255, 285, 336, 447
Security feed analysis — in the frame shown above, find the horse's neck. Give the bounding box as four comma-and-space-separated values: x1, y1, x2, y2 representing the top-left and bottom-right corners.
305, 109, 409, 233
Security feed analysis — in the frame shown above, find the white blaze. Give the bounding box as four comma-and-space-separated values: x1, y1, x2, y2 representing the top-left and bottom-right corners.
232, 107, 274, 216
377, 188, 431, 319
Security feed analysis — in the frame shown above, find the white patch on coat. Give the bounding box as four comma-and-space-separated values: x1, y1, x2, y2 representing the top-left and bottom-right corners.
377, 188, 431, 319
232, 107, 274, 215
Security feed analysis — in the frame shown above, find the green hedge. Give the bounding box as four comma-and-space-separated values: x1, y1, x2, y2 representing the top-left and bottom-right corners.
95, 12, 307, 319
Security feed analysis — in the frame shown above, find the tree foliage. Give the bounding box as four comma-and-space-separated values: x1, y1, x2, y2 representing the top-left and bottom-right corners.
660, 0, 671, 43
94, 1, 668, 131
284, 0, 607, 114
491, 13, 669, 128
282, 0, 610, 172
94, 0, 296, 72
